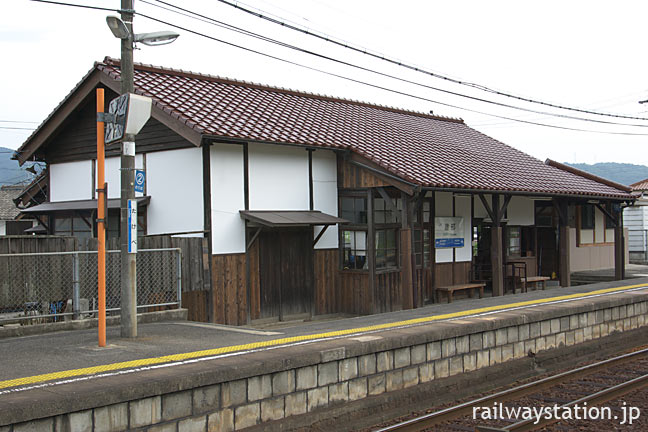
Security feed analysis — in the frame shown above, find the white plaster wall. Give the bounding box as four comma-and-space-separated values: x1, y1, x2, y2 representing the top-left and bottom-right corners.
312, 150, 338, 249
570, 228, 621, 271
507, 196, 534, 226
248, 143, 309, 210
101, 155, 144, 199
454, 195, 472, 262
0, 221, 5, 236
50, 161, 92, 202
210, 144, 246, 254
146, 147, 204, 236
580, 229, 594, 244
473, 194, 490, 219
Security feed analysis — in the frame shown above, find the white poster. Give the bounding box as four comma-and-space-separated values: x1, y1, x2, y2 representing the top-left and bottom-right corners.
435, 217, 464, 248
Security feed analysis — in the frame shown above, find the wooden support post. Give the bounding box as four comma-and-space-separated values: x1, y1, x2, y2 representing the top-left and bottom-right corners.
367, 189, 376, 314
401, 191, 414, 309
555, 200, 571, 288
614, 206, 625, 280
490, 194, 504, 297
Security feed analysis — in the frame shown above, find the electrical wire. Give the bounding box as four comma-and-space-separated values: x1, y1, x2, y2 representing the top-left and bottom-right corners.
141, 0, 648, 128
18, 0, 648, 135
0, 127, 36, 131
210, 0, 648, 122
134, 11, 648, 137
27, 0, 124, 13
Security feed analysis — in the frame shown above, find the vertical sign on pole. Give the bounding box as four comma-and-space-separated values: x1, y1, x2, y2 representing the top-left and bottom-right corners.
128, 199, 137, 254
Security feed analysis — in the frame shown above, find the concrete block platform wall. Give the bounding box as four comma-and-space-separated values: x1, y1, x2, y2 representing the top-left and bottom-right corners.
2, 289, 648, 431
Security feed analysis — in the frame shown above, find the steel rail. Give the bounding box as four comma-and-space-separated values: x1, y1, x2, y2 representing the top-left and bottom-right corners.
374, 347, 648, 432
476, 373, 648, 431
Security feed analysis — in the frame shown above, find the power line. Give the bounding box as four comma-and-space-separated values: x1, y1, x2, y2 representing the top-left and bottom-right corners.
211, 0, 648, 122
134, 11, 648, 137
0, 127, 35, 131
0, 120, 39, 124
27, 0, 124, 13
141, 1, 648, 129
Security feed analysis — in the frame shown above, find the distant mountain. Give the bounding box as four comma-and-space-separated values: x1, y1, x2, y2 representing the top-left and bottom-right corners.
0, 147, 34, 185
565, 162, 648, 188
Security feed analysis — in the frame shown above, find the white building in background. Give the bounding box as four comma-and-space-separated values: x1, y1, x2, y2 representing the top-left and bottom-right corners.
624, 179, 648, 263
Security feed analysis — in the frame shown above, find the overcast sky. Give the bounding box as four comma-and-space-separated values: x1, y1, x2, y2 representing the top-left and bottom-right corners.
2, 0, 648, 166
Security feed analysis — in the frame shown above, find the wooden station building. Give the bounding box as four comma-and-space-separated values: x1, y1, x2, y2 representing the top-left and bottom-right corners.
15, 58, 635, 325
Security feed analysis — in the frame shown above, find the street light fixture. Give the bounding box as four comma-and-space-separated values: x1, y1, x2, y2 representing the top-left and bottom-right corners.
104, 5, 178, 340
106, 16, 179, 45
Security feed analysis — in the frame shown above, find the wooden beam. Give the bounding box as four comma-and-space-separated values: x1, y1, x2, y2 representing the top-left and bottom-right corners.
367, 189, 376, 314
614, 206, 625, 280
490, 194, 504, 296
595, 203, 617, 228
500, 194, 512, 221
401, 191, 414, 310
308, 149, 314, 211
554, 199, 571, 288
247, 227, 262, 250
478, 194, 496, 223
202, 141, 215, 322
313, 225, 329, 247
348, 155, 416, 195
377, 187, 398, 214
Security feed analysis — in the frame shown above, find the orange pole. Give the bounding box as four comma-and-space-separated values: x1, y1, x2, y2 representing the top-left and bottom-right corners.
97, 89, 106, 347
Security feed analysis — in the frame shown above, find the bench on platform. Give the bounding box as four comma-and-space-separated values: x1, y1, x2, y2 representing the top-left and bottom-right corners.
520, 275, 551, 292
435, 282, 486, 303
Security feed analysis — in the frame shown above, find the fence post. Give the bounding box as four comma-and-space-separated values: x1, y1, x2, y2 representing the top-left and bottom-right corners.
177, 249, 182, 308
72, 252, 80, 320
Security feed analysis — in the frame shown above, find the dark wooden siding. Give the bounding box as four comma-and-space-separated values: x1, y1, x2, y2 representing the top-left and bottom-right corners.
212, 253, 247, 325
42, 89, 195, 164
374, 270, 402, 314
415, 267, 433, 305
339, 272, 371, 315
314, 249, 340, 315
337, 158, 389, 189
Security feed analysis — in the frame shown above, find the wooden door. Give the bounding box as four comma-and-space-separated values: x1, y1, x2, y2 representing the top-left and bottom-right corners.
258, 228, 313, 320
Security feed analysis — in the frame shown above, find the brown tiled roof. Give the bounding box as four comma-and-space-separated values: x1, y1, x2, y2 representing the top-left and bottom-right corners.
31, 57, 637, 200
0, 185, 22, 220
631, 178, 648, 191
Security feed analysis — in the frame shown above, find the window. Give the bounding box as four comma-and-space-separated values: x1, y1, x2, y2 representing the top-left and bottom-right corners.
374, 197, 401, 224
506, 226, 521, 257
339, 192, 400, 271
581, 205, 595, 230
342, 230, 367, 269
54, 213, 92, 238
375, 229, 398, 269
413, 200, 432, 268
605, 204, 615, 229
340, 197, 367, 224
413, 228, 431, 267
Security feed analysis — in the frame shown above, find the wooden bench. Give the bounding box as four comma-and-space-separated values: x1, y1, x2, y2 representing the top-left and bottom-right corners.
435, 283, 486, 303
520, 276, 550, 292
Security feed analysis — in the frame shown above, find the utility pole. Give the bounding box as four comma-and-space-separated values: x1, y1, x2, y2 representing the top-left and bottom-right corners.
120, 0, 137, 338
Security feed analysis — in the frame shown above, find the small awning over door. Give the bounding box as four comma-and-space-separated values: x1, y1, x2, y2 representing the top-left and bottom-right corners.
239, 210, 347, 227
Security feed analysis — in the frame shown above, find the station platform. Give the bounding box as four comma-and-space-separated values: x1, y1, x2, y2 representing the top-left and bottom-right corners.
2, 278, 648, 430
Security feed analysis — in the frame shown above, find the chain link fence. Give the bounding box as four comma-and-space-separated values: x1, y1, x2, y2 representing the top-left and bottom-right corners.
0, 248, 181, 324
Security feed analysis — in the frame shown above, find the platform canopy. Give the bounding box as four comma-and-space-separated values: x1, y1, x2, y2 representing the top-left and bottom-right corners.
239, 210, 347, 228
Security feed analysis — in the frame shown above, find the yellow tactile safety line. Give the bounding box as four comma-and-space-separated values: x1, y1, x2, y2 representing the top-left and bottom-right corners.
2, 283, 647, 390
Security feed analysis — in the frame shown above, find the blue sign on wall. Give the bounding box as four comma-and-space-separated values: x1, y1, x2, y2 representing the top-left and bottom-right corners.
134, 170, 145, 193
435, 238, 465, 248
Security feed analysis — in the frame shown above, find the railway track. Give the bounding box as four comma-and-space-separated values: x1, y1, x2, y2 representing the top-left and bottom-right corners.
372, 347, 648, 431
